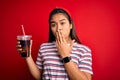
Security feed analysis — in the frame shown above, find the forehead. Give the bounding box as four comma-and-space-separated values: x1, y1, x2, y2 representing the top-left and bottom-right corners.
51, 13, 68, 21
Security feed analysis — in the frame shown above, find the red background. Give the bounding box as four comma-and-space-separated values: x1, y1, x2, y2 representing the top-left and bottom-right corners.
0, 0, 120, 80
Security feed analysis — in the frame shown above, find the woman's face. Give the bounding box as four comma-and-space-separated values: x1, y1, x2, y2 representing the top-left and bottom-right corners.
50, 13, 72, 39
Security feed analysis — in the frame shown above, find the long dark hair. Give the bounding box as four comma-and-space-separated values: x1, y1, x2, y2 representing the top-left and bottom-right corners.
48, 8, 81, 44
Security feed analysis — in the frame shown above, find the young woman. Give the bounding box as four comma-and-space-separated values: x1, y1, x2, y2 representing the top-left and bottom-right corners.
17, 8, 93, 80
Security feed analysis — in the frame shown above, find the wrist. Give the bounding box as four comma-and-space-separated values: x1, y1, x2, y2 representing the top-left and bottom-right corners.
62, 56, 71, 64
60, 53, 70, 58
25, 55, 32, 60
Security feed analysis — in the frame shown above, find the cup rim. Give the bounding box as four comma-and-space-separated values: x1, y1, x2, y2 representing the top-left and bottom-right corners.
17, 35, 32, 37
17, 35, 32, 40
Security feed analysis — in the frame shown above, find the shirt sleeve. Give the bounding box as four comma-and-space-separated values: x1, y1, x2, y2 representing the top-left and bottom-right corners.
78, 47, 93, 75
36, 44, 43, 69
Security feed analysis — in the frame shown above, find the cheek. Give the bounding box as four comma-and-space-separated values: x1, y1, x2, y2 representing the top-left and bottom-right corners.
51, 27, 56, 36
62, 27, 71, 36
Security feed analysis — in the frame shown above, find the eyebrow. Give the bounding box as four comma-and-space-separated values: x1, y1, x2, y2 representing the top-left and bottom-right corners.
59, 19, 66, 21
50, 21, 55, 23
50, 19, 66, 23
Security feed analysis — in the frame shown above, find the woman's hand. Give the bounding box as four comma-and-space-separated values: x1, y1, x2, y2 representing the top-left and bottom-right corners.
56, 30, 74, 58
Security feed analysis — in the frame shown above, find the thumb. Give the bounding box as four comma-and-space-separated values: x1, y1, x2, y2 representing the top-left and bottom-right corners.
30, 40, 33, 54
70, 39, 75, 48
30, 40, 32, 48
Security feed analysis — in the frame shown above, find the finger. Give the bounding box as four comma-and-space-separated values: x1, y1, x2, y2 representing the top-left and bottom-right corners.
17, 44, 21, 48
55, 40, 58, 47
56, 32, 60, 42
17, 48, 22, 51
16, 43, 22, 48
17, 41, 20, 44
60, 31, 66, 42
30, 40, 32, 53
58, 30, 63, 43
56, 32, 58, 40
70, 40, 75, 49
30, 40, 32, 48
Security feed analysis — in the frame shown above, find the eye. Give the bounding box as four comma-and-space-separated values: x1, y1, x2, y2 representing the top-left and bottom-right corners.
51, 23, 56, 27
60, 22, 65, 25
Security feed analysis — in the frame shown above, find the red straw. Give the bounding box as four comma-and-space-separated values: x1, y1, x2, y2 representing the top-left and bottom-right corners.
21, 24, 26, 36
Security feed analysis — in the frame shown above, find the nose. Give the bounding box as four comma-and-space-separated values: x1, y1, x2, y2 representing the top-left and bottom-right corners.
57, 24, 62, 32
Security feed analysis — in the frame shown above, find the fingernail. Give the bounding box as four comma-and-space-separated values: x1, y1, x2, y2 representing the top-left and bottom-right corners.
73, 40, 75, 42
17, 41, 20, 44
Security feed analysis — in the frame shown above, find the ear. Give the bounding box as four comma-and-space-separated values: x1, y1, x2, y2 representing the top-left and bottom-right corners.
70, 24, 72, 29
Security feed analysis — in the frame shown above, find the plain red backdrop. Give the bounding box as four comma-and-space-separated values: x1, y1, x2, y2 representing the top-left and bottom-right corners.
0, 0, 120, 80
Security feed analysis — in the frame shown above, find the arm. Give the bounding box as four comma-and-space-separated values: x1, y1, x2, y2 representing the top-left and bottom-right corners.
56, 31, 92, 80
25, 56, 42, 80
25, 40, 42, 80
17, 40, 42, 80
63, 58, 91, 80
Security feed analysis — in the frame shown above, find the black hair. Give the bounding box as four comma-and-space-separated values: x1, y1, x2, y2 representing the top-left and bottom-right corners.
48, 8, 81, 44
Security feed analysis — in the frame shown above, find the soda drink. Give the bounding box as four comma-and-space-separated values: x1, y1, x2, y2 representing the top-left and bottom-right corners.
17, 35, 32, 57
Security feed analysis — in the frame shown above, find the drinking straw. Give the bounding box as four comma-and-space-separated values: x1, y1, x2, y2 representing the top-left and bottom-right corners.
21, 24, 28, 54
21, 24, 26, 36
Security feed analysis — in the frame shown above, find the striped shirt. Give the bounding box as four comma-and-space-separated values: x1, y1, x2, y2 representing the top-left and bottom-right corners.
36, 41, 93, 80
